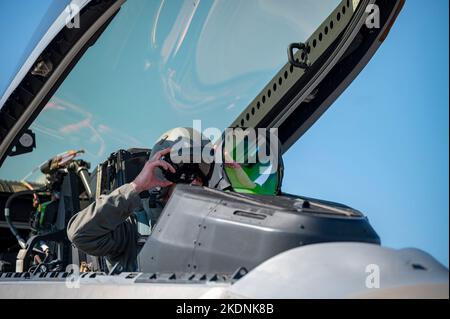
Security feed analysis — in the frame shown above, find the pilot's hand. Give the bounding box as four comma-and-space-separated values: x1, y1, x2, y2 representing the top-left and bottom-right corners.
131, 148, 176, 192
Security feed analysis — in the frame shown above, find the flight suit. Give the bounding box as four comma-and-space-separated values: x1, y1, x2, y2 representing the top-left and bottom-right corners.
67, 183, 163, 272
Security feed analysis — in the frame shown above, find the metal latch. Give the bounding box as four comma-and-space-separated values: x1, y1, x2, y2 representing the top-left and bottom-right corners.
287, 42, 310, 70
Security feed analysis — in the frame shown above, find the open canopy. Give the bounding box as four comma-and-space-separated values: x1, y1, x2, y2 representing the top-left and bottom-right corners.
0, 0, 404, 183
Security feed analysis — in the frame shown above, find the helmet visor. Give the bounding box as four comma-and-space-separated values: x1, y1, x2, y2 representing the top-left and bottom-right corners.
223, 132, 282, 195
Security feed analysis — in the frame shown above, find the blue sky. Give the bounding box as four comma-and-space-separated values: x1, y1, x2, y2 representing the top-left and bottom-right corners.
0, 0, 448, 267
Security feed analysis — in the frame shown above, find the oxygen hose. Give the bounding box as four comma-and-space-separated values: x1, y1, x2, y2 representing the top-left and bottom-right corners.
4, 189, 44, 249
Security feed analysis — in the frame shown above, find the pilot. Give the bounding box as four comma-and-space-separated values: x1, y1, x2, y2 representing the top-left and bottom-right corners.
67, 128, 213, 272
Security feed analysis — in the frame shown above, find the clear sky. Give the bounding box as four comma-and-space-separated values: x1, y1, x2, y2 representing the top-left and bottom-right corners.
0, 0, 448, 267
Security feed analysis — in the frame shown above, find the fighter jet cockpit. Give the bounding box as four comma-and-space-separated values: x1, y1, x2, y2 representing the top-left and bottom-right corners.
2, 0, 367, 275
0, 117, 380, 275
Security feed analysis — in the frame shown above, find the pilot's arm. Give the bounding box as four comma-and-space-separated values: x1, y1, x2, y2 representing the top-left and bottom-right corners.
67, 148, 175, 268
67, 183, 142, 258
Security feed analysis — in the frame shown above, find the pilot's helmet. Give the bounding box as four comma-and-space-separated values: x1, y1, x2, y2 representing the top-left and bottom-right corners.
150, 127, 214, 185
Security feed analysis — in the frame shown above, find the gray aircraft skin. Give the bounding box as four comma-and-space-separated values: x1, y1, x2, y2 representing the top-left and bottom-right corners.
0, 0, 448, 299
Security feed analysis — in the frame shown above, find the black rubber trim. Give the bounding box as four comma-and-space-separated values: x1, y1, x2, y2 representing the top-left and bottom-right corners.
0, 0, 121, 166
